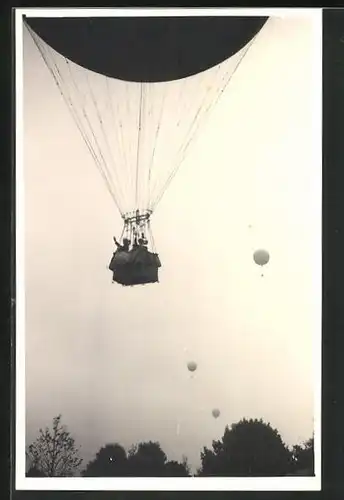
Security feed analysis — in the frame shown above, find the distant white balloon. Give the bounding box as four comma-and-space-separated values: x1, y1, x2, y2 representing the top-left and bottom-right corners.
253, 249, 270, 267
187, 361, 197, 372
212, 408, 220, 419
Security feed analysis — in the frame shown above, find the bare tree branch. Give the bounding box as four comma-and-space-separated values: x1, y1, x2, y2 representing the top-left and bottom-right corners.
26, 415, 83, 477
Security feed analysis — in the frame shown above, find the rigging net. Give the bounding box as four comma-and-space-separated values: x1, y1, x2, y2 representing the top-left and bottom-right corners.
26, 22, 259, 230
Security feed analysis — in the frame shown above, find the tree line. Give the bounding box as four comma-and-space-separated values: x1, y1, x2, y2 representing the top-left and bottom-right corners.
26, 414, 314, 478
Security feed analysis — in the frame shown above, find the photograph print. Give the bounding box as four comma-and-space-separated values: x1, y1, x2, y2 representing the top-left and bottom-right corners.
15, 7, 322, 491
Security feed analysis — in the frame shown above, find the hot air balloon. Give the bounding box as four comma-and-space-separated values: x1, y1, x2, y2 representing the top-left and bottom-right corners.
187, 361, 197, 373
212, 408, 220, 419
25, 15, 268, 286
253, 249, 270, 267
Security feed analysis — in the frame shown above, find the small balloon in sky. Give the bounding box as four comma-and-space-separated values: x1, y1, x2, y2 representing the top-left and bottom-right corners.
187, 361, 197, 372
212, 408, 220, 419
253, 249, 270, 267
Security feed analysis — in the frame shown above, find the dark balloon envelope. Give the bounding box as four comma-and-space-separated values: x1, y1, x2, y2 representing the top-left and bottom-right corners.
24, 16, 268, 82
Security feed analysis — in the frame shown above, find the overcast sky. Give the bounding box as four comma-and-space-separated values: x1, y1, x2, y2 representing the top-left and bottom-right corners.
22, 13, 321, 474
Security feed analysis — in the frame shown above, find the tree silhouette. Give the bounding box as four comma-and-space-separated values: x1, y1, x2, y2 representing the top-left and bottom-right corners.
165, 457, 190, 477
26, 415, 83, 477
182, 455, 191, 476
82, 443, 129, 477
25, 412, 312, 479
164, 460, 189, 476
83, 441, 190, 477
198, 418, 292, 477
127, 441, 167, 476
26, 465, 46, 477
291, 436, 314, 475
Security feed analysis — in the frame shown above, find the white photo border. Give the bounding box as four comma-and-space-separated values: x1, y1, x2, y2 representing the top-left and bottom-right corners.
15, 7, 323, 492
